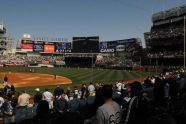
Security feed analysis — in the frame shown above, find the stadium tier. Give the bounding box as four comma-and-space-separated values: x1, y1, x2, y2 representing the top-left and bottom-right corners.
144, 4, 186, 66
0, 24, 6, 54
0, 24, 14, 55
3, 35, 142, 69
0, 25, 6, 34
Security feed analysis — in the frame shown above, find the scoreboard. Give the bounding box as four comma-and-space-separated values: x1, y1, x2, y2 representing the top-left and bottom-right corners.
21, 40, 71, 53
21, 39, 33, 51
20, 37, 141, 54
72, 36, 99, 53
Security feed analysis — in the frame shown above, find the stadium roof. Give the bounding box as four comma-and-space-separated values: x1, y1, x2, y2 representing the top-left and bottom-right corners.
152, 4, 186, 22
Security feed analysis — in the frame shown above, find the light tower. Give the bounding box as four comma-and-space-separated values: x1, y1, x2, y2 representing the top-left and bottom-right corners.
0, 23, 6, 36
0, 24, 7, 54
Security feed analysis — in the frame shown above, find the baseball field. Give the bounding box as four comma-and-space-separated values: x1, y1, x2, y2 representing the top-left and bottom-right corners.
0, 67, 149, 93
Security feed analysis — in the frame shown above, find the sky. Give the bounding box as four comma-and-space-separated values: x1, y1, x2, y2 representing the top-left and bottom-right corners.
1, 0, 186, 47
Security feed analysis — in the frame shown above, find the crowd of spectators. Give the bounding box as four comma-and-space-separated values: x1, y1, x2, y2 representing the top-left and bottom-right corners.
0, 52, 140, 68
150, 25, 183, 40
147, 51, 183, 58
0, 67, 185, 124
95, 55, 140, 68
0, 55, 64, 66
95, 55, 124, 67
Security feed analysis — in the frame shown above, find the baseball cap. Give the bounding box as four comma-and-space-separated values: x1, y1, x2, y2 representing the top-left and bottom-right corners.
35, 88, 40, 92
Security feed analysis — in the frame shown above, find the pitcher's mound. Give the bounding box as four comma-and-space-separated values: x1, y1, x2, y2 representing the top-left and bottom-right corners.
0, 72, 72, 88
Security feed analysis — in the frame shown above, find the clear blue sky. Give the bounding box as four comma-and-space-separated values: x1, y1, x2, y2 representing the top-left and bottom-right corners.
1, 0, 186, 47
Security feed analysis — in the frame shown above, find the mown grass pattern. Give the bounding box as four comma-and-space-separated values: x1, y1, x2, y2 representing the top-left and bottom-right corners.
0, 67, 149, 94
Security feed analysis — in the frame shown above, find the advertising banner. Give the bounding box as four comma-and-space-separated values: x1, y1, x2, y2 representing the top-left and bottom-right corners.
56, 42, 67, 50
21, 39, 33, 44
34, 41, 44, 44
55, 42, 71, 53
33, 44, 43, 52
44, 45, 55, 53
42, 61, 50, 64
100, 49, 115, 53
21, 44, 33, 51
55, 61, 66, 66
99, 39, 136, 53
44, 42, 54, 45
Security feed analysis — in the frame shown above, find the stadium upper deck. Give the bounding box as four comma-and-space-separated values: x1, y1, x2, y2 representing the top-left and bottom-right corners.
152, 4, 186, 23
144, 4, 186, 66
145, 4, 186, 52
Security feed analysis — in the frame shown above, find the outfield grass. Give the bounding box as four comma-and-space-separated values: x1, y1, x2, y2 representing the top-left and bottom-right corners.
0, 67, 149, 94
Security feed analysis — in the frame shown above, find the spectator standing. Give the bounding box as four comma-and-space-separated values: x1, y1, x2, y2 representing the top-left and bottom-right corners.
0, 92, 4, 116
88, 82, 95, 96
123, 81, 150, 124
116, 81, 122, 92
33, 100, 53, 124
96, 85, 121, 124
42, 89, 53, 109
34, 88, 42, 104
3, 96, 14, 123
66, 87, 71, 98
18, 90, 31, 107
81, 84, 87, 99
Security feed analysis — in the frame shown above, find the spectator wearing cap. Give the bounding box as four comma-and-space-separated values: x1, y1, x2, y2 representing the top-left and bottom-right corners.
123, 81, 150, 124
34, 88, 42, 104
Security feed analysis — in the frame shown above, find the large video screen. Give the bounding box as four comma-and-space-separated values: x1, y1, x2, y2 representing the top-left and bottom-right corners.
55, 42, 71, 53
33, 41, 44, 52
44, 44, 55, 53
21, 44, 33, 51
72, 36, 99, 53
34, 44, 43, 52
